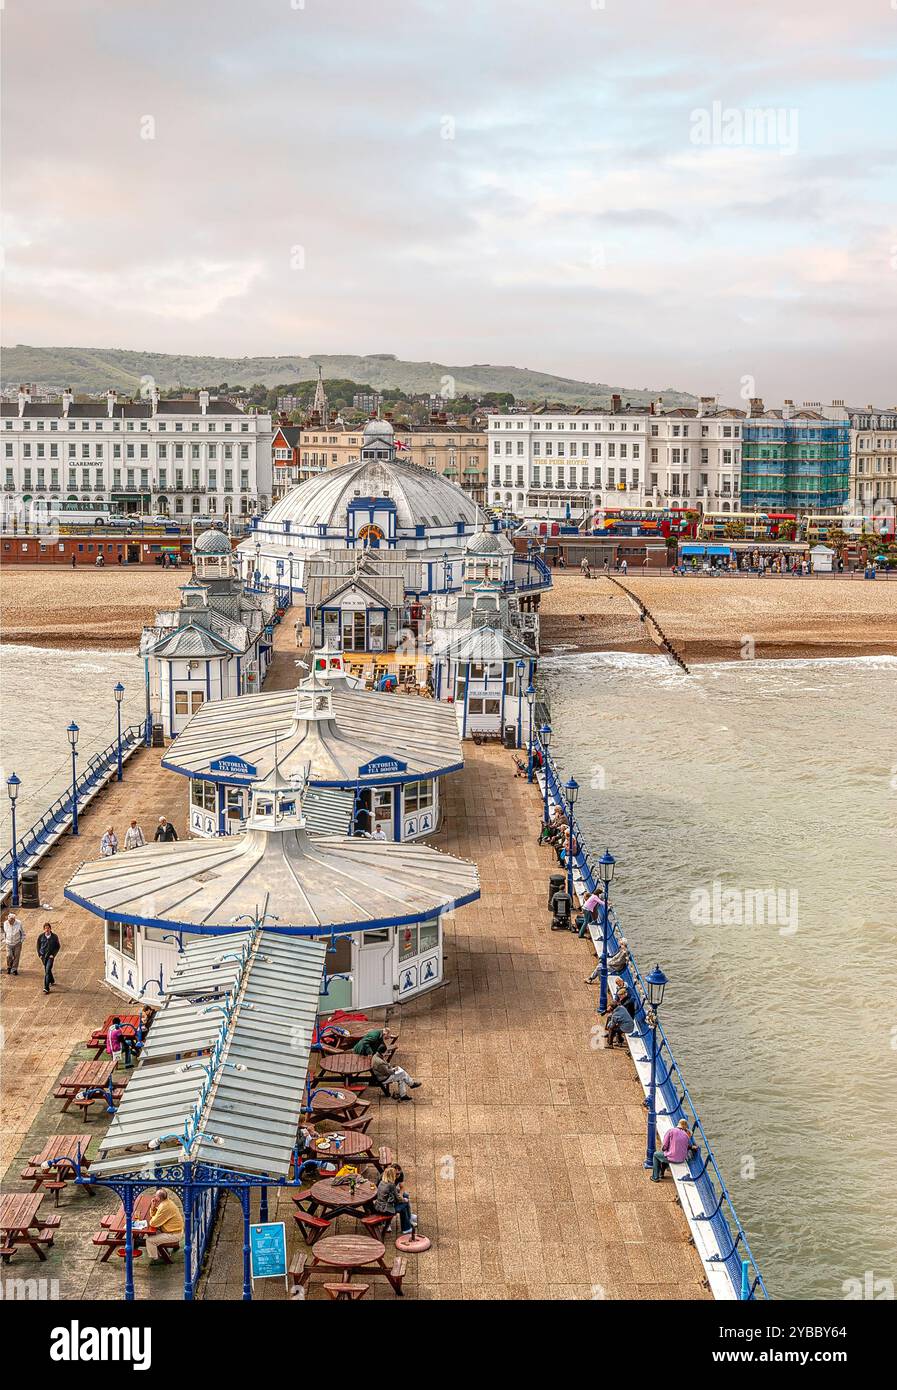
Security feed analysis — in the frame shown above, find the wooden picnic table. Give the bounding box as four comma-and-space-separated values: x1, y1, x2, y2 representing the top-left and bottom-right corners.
0, 1191, 53, 1262
56, 1060, 120, 1113
27, 1134, 94, 1192
86, 1014, 141, 1057
308, 1086, 364, 1119
305, 1178, 378, 1217
310, 1233, 387, 1280
310, 1131, 374, 1162
95, 1191, 157, 1262
315, 1053, 375, 1080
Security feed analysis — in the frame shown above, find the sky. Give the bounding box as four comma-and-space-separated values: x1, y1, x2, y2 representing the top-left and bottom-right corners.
2, 0, 896, 402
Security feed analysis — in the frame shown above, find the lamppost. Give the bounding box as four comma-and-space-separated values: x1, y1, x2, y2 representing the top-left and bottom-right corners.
515, 660, 525, 748
596, 849, 615, 1015
539, 723, 552, 823
525, 684, 536, 781
442, 550, 449, 593
564, 776, 579, 905
254, 540, 261, 586
67, 722, 80, 836
113, 682, 125, 781
287, 550, 294, 599
643, 964, 669, 1170
6, 773, 21, 907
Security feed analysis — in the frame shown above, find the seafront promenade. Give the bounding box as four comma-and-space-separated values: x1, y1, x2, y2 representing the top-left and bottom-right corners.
0, 621, 707, 1299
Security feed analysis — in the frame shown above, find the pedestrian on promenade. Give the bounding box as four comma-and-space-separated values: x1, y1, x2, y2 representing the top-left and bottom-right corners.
605, 1000, 636, 1049
100, 826, 119, 857
370, 1052, 421, 1101
145, 1189, 185, 1261
366, 824, 387, 841
124, 819, 146, 850
3, 911, 26, 975
154, 816, 178, 842
620, 558, 628, 575
37, 922, 61, 994
70, 554, 77, 569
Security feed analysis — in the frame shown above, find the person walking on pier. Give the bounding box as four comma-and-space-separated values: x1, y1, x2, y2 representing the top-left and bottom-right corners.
124, 819, 146, 850
37, 922, 60, 995
3, 912, 25, 975
100, 826, 118, 857
154, 816, 178, 842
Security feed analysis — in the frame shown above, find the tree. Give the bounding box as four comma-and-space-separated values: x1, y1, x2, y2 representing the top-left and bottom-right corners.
724, 519, 746, 539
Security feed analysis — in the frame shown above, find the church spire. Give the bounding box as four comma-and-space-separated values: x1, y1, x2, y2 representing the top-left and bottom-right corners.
311, 364, 329, 428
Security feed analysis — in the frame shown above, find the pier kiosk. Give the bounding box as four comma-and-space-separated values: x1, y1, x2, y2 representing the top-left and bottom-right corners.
65, 767, 479, 1009
163, 667, 463, 842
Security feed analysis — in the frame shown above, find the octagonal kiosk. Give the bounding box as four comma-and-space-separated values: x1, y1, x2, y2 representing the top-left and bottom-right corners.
164, 665, 463, 842
65, 766, 479, 1009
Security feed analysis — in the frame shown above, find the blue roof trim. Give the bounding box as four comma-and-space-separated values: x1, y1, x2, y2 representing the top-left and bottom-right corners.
160, 757, 465, 787
63, 885, 481, 937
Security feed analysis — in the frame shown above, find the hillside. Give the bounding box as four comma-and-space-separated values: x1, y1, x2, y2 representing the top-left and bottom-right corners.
1, 344, 696, 408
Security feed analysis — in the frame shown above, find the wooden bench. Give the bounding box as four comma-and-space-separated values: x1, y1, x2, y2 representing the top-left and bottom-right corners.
324, 1281, 369, 1301
293, 1211, 331, 1245
19, 1165, 42, 1184
0, 1245, 17, 1264
360, 1213, 392, 1238
340, 1113, 373, 1134
375, 1145, 394, 1172
43, 1181, 67, 1207
387, 1255, 407, 1294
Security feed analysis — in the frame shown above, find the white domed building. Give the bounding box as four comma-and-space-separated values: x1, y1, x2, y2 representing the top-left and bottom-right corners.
241, 418, 484, 599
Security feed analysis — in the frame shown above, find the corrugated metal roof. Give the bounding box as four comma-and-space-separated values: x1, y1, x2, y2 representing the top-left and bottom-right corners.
163, 683, 462, 785
65, 821, 480, 935
90, 932, 326, 1179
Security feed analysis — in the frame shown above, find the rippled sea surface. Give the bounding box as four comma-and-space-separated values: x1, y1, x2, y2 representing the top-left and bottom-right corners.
0, 645, 147, 835
541, 653, 897, 1301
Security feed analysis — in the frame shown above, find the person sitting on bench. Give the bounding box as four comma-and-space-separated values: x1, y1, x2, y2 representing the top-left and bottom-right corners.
145, 1188, 184, 1260
651, 1120, 695, 1181
370, 1053, 421, 1100
352, 1028, 390, 1057
605, 1002, 636, 1049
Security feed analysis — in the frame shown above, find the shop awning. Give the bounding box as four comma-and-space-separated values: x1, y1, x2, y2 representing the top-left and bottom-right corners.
681, 544, 731, 557
89, 931, 327, 1179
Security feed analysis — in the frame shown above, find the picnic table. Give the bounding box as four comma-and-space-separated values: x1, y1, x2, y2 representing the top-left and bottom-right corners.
25, 1135, 94, 1195
307, 1086, 365, 1120
55, 1060, 121, 1114
311, 1131, 374, 1162
319, 1019, 382, 1048
310, 1233, 387, 1279
315, 1053, 375, 1081
86, 1014, 141, 1058
94, 1191, 158, 1262
304, 1177, 378, 1218
0, 1191, 58, 1262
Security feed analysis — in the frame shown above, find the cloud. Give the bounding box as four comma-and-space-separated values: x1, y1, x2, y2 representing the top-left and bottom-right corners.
1, 0, 895, 400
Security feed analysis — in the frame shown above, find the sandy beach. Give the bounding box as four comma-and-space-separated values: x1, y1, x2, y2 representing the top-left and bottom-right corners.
539, 572, 897, 661
0, 567, 186, 647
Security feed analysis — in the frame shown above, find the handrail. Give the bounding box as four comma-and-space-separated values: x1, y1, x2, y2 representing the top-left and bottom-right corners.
0, 721, 145, 884
537, 734, 769, 1300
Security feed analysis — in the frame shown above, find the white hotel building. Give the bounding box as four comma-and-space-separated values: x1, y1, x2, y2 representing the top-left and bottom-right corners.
1, 386, 273, 521
847, 406, 897, 515
487, 398, 744, 520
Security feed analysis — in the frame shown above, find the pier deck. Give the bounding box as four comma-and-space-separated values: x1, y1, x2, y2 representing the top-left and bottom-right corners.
1, 621, 707, 1299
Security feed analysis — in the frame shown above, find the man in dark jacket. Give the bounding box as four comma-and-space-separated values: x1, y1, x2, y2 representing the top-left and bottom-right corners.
154, 817, 178, 842
37, 922, 61, 994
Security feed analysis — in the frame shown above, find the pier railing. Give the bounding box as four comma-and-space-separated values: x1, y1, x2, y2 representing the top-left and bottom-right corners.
1, 722, 146, 893
538, 734, 769, 1301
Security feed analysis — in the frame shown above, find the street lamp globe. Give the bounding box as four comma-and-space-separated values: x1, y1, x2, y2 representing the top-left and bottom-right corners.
599, 848, 615, 886
525, 684, 536, 709
113, 682, 125, 705
6, 772, 20, 803
645, 964, 668, 1008
67, 721, 80, 750
540, 722, 552, 750
564, 776, 579, 808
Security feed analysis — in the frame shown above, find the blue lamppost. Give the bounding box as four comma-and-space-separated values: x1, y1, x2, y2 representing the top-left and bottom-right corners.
539, 723, 552, 823
114, 682, 125, 781
564, 776, 579, 904
515, 660, 525, 748
6, 773, 21, 908
67, 722, 80, 835
643, 964, 669, 1170
442, 550, 449, 593
525, 684, 536, 782
597, 849, 615, 1015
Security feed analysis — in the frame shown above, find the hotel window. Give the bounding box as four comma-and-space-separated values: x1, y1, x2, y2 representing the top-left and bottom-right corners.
4, 443, 11, 458
631, 469, 639, 487
240, 445, 249, 460
23, 468, 32, 486
556, 467, 565, 487
545, 443, 553, 456
593, 467, 601, 487
544, 466, 552, 486
23, 443, 31, 459
607, 468, 615, 486
158, 444, 167, 460
722, 449, 732, 466
532, 466, 540, 486
632, 444, 640, 459
404, 780, 433, 813
620, 443, 627, 459
607, 443, 615, 459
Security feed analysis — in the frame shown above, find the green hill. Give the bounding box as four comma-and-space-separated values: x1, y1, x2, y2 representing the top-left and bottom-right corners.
1, 344, 695, 408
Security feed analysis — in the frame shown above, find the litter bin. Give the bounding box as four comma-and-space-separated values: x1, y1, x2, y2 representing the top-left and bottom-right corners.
151, 723, 165, 748
550, 890, 572, 930
548, 872, 566, 908
21, 869, 40, 909
502, 726, 517, 750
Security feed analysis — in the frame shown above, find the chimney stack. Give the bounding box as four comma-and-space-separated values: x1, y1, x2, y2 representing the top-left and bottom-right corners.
17, 385, 30, 418
782, 398, 794, 419
611, 393, 621, 414
61, 388, 73, 418
106, 389, 117, 419
749, 397, 765, 417
150, 385, 160, 416
698, 395, 715, 418
199, 389, 210, 416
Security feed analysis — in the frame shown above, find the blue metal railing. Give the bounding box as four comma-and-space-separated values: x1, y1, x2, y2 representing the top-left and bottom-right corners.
1, 721, 146, 888
513, 553, 553, 591
538, 734, 769, 1301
